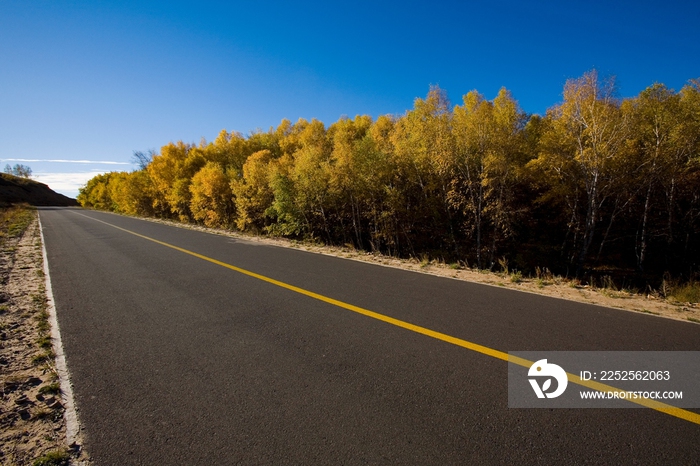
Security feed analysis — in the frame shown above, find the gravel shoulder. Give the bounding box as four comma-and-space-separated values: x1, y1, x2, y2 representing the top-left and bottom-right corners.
0, 212, 87, 465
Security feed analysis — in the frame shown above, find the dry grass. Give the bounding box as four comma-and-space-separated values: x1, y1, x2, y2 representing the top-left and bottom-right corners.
671, 281, 700, 304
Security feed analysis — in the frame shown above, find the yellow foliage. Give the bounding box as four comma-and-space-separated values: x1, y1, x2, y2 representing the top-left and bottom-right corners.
231, 150, 274, 231
77, 173, 116, 210
190, 162, 234, 228
108, 171, 155, 216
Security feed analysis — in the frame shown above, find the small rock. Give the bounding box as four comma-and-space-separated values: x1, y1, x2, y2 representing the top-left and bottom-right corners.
18, 409, 30, 420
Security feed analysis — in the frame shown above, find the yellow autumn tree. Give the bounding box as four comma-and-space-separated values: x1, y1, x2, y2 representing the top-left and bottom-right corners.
148, 141, 204, 221
108, 171, 156, 216
390, 86, 455, 255
231, 149, 275, 232
452, 87, 527, 268
529, 70, 630, 275
189, 162, 234, 228
77, 172, 116, 210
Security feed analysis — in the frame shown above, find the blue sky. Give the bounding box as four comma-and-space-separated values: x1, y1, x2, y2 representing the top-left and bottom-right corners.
2, 0, 699, 198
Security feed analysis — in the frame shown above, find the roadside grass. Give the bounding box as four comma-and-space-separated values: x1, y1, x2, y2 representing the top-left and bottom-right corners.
32, 350, 56, 365
534, 267, 553, 288
419, 253, 430, 268
509, 270, 523, 284
593, 275, 628, 299
497, 257, 523, 284
38, 382, 61, 395
32, 449, 70, 466
671, 281, 700, 304
36, 310, 51, 333
37, 335, 53, 349
0, 204, 36, 246
31, 291, 56, 367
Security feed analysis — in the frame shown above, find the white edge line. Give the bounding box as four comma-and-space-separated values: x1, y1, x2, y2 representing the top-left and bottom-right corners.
38, 213, 82, 445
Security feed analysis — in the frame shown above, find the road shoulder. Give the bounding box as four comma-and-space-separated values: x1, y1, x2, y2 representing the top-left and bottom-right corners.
0, 211, 88, 465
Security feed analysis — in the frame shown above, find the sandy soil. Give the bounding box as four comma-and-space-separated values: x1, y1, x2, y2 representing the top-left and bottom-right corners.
140, 216, 700, 325
0, 215, 86, 465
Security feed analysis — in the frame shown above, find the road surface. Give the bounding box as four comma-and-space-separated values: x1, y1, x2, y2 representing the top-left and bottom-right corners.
39, 207, 700, 465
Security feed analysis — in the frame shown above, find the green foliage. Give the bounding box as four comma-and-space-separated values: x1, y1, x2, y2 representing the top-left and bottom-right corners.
32, 350, 55, 365
38, 382, 61, 395
266, 154, 305, 236
32, 450, 70, 466
37, 335, 52, 349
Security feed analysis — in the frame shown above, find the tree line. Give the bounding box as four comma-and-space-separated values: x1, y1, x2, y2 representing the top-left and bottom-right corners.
78, 71, 700, 287
4, 164, 33, 178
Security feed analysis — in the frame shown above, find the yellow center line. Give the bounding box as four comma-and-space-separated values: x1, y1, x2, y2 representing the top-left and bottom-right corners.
72, 211, 700, 426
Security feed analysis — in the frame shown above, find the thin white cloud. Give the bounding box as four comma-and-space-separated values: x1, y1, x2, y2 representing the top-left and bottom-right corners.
1, 158, 130, 165
32, 171, 108, 198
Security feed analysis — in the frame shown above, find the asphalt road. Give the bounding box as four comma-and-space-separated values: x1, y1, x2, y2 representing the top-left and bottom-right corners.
39, 207, 700, 465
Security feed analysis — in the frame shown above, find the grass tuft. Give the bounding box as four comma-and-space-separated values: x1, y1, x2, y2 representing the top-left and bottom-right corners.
509, 270, 523, 283
671, 281, 700, 304
497, 257, 509, 278
39, 382, 61, 395
32, 450, 70, 466
32, 350, 55, 365
37, 335, 53, 349
419, 254, 430, 268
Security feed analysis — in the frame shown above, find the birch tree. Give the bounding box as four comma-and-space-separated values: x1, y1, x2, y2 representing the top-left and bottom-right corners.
531, 71, 629, 275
